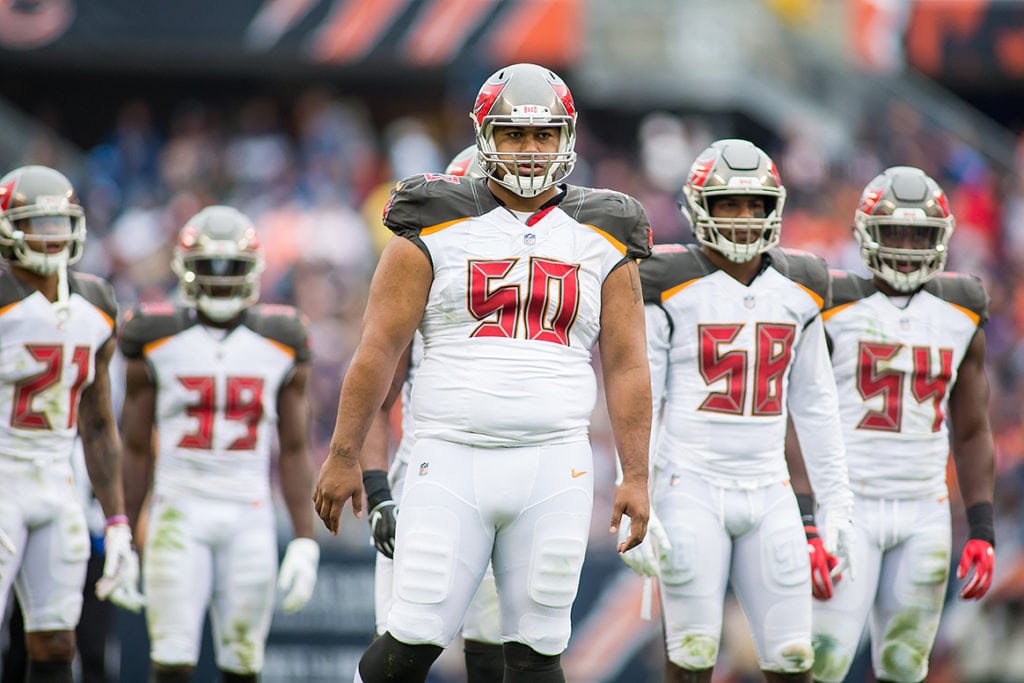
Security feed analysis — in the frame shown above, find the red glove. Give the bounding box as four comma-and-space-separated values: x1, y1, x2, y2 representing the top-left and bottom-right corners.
957, 539, 994, 600
806, 525, 839, 600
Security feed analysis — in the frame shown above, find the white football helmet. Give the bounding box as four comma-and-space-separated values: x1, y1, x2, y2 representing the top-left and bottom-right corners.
682, 139, 786, 263
470, 63, 577, 197
172, 205, 265, 322
854, 166, 954, 292
0, 165, 85, 275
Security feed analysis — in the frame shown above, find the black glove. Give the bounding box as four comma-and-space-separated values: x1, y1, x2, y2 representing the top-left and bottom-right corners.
363, 470, 397, 559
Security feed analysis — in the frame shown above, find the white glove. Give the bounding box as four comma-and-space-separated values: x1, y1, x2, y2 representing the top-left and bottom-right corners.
95, 523, 145, 612
618, 507, 671, 577
822, 506, 856, 582
278, 537, 320, 614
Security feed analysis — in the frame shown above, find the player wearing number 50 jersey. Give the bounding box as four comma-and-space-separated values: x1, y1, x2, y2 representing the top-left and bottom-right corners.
800, 167, 995, 683
314, 62, 654, 683
119, 206, 319, 683
0, 165, 142, 683
636, 139, 854, 683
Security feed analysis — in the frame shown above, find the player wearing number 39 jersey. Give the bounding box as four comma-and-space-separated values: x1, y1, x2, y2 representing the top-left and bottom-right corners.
314, 63, 654, 683
802, 167, 995, 683
119, 206, 319, 683
635, 139, 854, 683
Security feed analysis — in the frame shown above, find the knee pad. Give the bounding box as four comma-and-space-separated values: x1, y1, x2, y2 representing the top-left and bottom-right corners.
812, 633, 854, 683
666, 632, 718, 671
877, 638, 929, 683
764, 639, 813, 674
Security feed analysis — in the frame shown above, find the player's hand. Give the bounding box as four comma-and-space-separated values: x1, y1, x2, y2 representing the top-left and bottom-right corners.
822, 506, 856, 583
611, 477, 649, 553
362, 470, 397, 559
278, 537, 320, 613
313, 449, 363, 535
95, 523, 145, 612
619, 506, 670, 577
804, 523, 839, 600
957, 539, 994, 600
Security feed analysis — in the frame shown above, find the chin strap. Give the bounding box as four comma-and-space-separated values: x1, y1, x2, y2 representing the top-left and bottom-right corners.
54, 262, 71, 327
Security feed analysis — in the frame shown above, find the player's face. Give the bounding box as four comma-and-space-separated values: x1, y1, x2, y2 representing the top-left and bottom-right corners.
492, 126, 561, 175
877, 223, 935, 272
709, 195, 766, 244
16, 215, 74, 254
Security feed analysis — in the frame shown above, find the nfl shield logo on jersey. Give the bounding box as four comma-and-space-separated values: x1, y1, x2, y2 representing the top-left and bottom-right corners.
419, 462, 429, 476
743, 295, 755, 309
524, 233, 536, 246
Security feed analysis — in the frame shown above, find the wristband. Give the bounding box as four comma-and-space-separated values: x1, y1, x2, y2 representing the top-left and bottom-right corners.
105, 514, 130, 528
965, 502, 995, 545
796, 493, 816, 527
362, 470, 393, 512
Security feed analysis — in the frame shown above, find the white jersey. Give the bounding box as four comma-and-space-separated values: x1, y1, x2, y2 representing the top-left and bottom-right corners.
393, 331, 423, 468
0, 268, 117, 465
384, 174, 651, 448
119, 302, 311, 501
641, 245, 849, 507
824, 271, 987, 499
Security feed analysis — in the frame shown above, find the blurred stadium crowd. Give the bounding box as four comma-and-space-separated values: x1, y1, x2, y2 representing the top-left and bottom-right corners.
5, 71, 1024, 680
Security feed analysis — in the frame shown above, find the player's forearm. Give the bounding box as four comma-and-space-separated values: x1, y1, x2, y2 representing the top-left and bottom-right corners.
606, 366, 652, 483
122, 443, 154, 530
82, 427, 126, 518
280, 447, 316, 538
952, 429, 996, 508
329, 349, 401, 465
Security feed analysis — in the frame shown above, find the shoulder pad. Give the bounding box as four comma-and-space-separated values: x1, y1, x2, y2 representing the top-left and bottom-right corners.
561, 186, 653, 260
639, 244, 713, 304
69, 272, 118, 324
118, 303, 194, 359
243, 304, 312, 363
382, 174, 498, 238
924, 272, 989, 323
826, 270, 877, 309
767, 248, 829, 308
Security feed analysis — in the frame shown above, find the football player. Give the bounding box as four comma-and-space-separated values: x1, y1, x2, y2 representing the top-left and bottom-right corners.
361, 144, 504, 682
314, 62, 654, 683
119, 205, 320, 683
0, 164, 143, 683
798, 166, 995, 683
636, 139, 854, 683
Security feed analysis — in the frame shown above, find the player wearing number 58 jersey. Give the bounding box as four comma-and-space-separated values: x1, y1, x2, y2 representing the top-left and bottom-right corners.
314, 63, 654, 683
119, 206, 319, 683
636, 139, 854, 683
803, 167, 995, 683
0, 165, 142, 683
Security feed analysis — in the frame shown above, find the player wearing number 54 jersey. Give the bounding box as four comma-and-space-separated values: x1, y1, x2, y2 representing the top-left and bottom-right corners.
802, 167, 995, 683
119, 206, 319, 683
314, 62, 654, 683
636, 139, 854, 683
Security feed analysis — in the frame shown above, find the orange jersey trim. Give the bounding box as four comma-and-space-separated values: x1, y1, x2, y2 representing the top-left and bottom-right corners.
583, 224, 627, 256
822, 301, 855, 322
795, 282, 824, 310
142, 336, 174, 355
948, 301, 981, 326
421, 216, 470, 236
0, 301, 20, 318
267, 338, 297, 358
661, 278, 699, 303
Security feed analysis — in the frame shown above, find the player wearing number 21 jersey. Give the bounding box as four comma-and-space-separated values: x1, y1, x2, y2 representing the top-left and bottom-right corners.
119, 206, 319, 683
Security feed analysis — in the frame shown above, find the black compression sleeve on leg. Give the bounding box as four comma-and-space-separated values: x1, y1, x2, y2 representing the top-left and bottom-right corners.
358, 632, 442, 682
26, 660, 73, 683
221, 671, 258, 683
502, 642, 564, 683
464, 638, 504, 683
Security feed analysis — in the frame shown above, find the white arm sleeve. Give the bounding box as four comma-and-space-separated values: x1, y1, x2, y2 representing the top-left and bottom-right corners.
787, 315, 853, 512
645, 303, 671, 436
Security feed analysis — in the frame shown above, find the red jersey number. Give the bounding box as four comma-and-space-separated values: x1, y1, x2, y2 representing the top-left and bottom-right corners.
177, 376, 265, 450
857, 342, 953, 433
698, 323, 795, 416
11, 344, 90, 430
